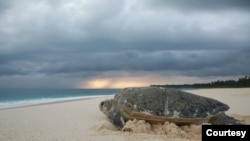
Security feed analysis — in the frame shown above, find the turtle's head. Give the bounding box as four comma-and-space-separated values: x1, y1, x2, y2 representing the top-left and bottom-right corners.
99, 99, 114, 115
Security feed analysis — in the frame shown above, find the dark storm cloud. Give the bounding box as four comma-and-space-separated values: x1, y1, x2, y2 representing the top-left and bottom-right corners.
0, 0, 250, 87
2, 49, 249, 76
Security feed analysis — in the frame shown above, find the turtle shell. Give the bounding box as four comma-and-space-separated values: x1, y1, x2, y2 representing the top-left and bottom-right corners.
114, 87, 229, 125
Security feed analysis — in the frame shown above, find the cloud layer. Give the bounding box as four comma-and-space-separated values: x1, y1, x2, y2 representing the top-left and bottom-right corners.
0, 0, 249, 88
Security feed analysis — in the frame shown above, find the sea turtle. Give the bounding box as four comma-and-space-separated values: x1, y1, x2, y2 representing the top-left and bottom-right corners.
99, 87, 242, 130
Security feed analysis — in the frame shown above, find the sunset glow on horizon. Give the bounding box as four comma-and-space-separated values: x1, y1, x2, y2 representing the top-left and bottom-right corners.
75, 77, 150, 89
73, 75, 237, 89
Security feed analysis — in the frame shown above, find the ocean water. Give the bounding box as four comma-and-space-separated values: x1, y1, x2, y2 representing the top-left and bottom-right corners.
0, 89, 119, 109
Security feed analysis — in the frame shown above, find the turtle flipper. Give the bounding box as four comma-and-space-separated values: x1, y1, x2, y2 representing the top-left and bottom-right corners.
108, 110, 125, 130
209, 112, 243, 125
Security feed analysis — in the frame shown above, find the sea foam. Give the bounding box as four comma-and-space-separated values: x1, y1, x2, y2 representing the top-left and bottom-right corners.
0, 95, 111, 109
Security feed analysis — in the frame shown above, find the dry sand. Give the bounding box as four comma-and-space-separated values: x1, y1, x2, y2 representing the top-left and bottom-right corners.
0, 88, 250, 141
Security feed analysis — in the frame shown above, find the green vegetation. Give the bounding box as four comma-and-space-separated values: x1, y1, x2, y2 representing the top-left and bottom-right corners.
151, 76, 250, 89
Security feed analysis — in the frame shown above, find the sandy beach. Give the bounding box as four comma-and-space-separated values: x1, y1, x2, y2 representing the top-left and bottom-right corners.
0, 88, 250, 141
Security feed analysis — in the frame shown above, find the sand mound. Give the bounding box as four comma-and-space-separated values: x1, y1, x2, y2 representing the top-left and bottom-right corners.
93, 119, 200, 139
92, 115, 250, 141
93, 119, 200, 141
123, 119, 200, 139
93, 114, 249, 141
92, 114, 250, 141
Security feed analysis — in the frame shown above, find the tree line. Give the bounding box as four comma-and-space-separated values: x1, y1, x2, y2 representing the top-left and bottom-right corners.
151, 76, 250, 89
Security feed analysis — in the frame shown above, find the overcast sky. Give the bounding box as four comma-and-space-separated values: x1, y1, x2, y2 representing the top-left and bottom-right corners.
0, 0, 250, 88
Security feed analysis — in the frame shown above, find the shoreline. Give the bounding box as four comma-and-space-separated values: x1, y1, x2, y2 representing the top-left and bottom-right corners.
0, 88, 249, 141
0, 95, 114, 110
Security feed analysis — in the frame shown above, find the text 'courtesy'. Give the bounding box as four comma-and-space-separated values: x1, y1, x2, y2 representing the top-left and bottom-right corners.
202, 125, 250, 141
